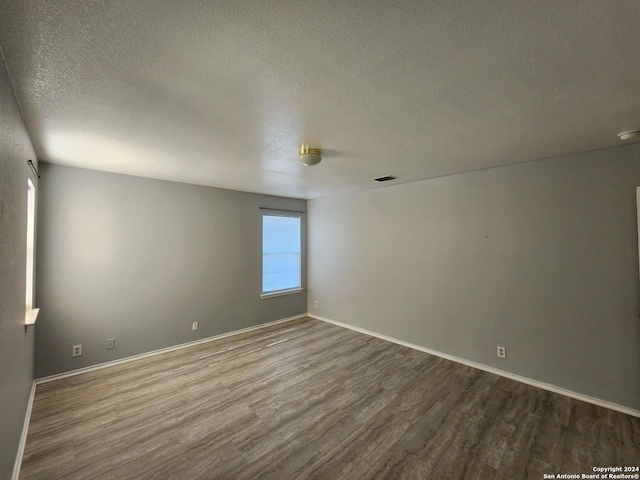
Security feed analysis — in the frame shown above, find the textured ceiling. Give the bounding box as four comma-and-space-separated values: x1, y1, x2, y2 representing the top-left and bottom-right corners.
1, 1, 639, 199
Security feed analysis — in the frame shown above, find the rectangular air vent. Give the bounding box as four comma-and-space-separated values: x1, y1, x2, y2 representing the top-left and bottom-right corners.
373, 175, 397, 182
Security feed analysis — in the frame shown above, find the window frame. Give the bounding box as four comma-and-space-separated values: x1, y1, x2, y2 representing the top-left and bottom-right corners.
25, 177, 39, 326
261, 210, 303, 299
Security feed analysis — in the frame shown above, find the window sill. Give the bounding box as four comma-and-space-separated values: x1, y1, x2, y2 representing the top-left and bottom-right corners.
25, 308, 40, 332
261, 288, 304, 299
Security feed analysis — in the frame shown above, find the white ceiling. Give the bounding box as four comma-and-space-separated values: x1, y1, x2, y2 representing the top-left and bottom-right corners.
1, 1, 639, 199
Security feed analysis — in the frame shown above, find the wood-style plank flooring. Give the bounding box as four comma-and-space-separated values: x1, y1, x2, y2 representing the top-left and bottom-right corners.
20, 317, 640, 479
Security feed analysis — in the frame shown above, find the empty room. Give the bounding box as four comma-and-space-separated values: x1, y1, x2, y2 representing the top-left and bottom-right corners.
1, 1, 640, 479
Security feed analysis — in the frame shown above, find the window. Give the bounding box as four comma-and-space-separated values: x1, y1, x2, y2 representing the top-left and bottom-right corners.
262, 212, 302, 297
25, 178, 39, 325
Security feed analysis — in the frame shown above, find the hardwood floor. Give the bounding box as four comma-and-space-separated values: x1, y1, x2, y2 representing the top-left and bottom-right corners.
20, 317, 639, 480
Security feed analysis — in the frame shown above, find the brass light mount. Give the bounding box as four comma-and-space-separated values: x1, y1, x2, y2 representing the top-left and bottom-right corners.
298, 145, 322, 166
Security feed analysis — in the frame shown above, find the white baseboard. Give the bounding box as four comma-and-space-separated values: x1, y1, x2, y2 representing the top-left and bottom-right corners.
36, 314, 307, 385
12, 380, 36, 480
308, 314, 640, 419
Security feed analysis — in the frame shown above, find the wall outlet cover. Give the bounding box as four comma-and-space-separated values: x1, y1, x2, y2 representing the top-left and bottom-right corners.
192, 321, 199, 331
72, 344, 82, 357
106, 338, 115, 350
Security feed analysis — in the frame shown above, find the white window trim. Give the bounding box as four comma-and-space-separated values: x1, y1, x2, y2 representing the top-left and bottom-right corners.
261, 287, 304, 300
261, 210, 303, 298
25, 178, 39, 327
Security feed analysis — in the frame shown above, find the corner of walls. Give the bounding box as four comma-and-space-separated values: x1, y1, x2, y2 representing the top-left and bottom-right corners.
0, 56, 38, 480
307, 143, 640, 412
35, 165, 307, 378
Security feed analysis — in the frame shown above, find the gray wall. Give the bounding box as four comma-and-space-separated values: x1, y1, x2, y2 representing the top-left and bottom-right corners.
36, 164, 307, 378
308, 143, 640, 411
0, 58, 38, 478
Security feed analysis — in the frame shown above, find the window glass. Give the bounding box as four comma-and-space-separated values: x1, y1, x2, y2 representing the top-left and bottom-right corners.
26, 178, 35, 312
262, 214, 301, 294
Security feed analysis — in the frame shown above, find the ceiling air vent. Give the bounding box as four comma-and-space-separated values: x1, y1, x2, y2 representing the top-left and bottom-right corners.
373, 175, 397, 182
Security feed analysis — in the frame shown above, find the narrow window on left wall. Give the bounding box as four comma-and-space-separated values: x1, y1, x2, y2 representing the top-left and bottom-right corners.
25, 178, 39, 326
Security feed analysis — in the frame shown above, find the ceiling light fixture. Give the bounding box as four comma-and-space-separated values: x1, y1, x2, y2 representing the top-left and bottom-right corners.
299, 145, 322, 166
617, 130, 640, 141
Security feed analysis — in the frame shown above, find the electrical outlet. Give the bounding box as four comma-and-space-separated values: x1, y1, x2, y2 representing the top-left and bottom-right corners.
192, 321, 199, 331
106, 338, 115, 350
497, 346, 506, 359
313, 300, 318, 308
72, 344, 82, 357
